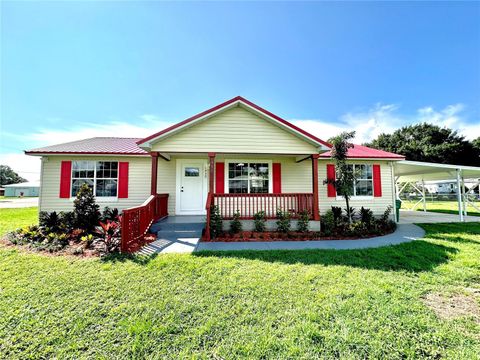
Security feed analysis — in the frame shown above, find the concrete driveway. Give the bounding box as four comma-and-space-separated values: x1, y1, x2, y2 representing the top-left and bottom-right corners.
398, 210, 479, 224
0, 197, 39, 208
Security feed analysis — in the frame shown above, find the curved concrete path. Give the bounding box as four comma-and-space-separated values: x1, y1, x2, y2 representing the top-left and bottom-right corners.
195, 224, 425, 252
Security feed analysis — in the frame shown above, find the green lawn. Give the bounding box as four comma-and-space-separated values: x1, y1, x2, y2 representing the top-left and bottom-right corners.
0, 207, 38, 236
1, 214, 479, 358
401, 200, 480, 217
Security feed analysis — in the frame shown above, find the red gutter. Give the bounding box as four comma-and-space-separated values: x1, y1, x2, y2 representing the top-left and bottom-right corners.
24, 151, 149, 156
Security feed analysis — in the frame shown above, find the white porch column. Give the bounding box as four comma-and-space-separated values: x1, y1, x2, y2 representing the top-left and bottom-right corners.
456, 169, 464, 222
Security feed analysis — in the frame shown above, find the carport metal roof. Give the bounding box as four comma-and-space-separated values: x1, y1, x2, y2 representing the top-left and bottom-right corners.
393, 160, 480, 222
393, 160, 480, 182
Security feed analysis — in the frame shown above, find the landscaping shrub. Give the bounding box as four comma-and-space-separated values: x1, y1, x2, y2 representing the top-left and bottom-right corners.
276, 208, 291, 233
360, 207, 374, 225
321, 210, 335, 236
73, 184, 100, 233
39, 211, 61, 232
59, 211, 76, 232
101, 207, 120, 222
297, 209, 310, 233
209, 205, 223, 239
94, 220, 121, 255
331, 206, 342, 226
229, 210, 242, 234
253, 211, 267, 232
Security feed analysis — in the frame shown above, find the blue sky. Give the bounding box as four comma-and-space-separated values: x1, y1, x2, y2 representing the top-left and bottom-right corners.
1, 1, 479, 180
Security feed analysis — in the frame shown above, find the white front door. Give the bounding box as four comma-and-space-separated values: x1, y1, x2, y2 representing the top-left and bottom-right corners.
176, 160, 207, 215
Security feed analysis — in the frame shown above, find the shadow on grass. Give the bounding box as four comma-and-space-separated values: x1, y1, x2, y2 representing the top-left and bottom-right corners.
101, 252, 159, 265
193, 240, 458, 272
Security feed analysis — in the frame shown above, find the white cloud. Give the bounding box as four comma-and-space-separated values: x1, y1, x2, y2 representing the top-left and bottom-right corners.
291, 103, 479, 144
20, 117, 174, 148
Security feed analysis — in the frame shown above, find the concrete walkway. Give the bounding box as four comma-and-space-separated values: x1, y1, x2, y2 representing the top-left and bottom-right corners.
195, 224, 425, 252
398, 210, 479, 224
0, 197, 39, 208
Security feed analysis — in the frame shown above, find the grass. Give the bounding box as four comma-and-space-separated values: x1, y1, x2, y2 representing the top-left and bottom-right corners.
0, 211, 479, 358
401, 200, 480, 217
0, 207, 38, 236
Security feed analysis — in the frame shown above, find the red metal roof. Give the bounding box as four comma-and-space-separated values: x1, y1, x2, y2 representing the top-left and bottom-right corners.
320, 144, 405, 159
25, 137, 149, 155
137, 96, 332, 148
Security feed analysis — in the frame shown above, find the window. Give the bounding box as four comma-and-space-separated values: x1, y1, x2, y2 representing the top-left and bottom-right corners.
337, 164, 373, 197
228, 162, 269, 193
71, 161, 118, 197
185, 167, 199, 177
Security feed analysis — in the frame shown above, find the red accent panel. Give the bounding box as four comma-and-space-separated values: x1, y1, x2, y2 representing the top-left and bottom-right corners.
273, 163, 282, 194
215, 162, 225, 193
326, 164, 336, 197
59, 161, 72, 198
373, 164, 382, 197
118, 162, 129, 198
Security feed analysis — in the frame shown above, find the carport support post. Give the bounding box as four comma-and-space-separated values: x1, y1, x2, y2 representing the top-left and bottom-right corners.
421, 179, 426, 212
456, 169, 464, 222
461, 176, 467, 217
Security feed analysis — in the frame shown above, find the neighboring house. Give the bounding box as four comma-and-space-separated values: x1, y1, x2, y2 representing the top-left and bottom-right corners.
4, 181, 40, 197
424, 179, 480, 195
25, 96, 404, 233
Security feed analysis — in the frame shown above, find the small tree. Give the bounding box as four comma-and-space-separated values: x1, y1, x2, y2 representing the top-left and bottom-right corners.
325, 131, 357, 223
229, 210, 242, 234
73, 184, 100, 233
209, 205, 223, 239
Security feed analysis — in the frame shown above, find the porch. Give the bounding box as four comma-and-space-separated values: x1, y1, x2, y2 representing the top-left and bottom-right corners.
120, 151, 322, 251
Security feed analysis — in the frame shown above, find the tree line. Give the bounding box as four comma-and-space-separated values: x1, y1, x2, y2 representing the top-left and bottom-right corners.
364, 123, 480, 166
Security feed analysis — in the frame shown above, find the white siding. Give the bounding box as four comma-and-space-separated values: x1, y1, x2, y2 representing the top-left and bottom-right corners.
39, 154, 394, 218
39, 156, 151, 213
319, 160, 395, 216
151, 107, 318, 154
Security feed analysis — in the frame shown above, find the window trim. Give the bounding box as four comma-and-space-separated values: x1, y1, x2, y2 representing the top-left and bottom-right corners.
70, 160, 119, 201
224, 160, 273, 194
335, 163, 374, 200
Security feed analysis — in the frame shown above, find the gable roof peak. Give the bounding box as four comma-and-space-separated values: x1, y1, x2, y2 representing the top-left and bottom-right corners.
137, 96, 331, 149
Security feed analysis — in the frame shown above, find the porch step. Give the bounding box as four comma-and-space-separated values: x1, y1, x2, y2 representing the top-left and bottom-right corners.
150, 221, 204, 233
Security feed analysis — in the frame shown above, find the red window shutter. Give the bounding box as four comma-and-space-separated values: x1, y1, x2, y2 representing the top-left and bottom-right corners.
373, 164, 382, 197
59, 161, 72, 198
326, 164, 336, 197
273, 163, 282, 194
215, 162, 225, 194
118, 162, 129, 198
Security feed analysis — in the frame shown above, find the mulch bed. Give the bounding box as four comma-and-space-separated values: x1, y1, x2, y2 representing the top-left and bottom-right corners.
202, 229, 395, 242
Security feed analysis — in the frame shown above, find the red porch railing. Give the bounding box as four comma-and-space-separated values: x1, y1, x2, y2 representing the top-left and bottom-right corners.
204, 192, 314, 240
213, 193, 314, 219
120, 193, 169, 252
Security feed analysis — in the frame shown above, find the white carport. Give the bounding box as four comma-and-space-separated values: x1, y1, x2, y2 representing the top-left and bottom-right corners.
393, 160, 480, 222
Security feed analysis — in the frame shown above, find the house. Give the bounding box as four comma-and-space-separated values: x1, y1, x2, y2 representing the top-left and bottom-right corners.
4, 181, 40, 197
25, 96, 405, 245
423, 179, 480, 196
